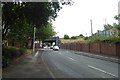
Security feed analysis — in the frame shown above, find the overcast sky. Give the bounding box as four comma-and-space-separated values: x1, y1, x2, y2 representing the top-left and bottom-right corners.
53, 0, 120, 38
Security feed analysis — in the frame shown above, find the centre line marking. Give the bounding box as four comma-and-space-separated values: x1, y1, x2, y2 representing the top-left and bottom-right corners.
88, 65, 117, 77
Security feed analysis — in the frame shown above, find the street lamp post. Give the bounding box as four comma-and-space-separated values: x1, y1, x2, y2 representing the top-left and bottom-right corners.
90, 19, 93, 36
33, 27, 36, 53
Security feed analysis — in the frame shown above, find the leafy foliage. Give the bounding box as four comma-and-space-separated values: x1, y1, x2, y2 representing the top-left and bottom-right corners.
71, 36, 78, 39
114, 14, 120, 20
79, 34, 84, 37
64, 34, 69, 39
104, 24, 113, 30
2, 46, 27, 68
86, 36, 120, 43
2, 2, 61, 47
35, 22, 56, 41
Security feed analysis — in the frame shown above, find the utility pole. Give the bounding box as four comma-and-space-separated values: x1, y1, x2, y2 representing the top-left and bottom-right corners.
90, 19, 93, 36
105, 18, 107, 25
33, 27, 36, 53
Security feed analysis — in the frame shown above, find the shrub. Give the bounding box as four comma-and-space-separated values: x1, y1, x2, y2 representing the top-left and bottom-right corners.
64, 34, 69, 39
2, 47, 23, 60
2, 47, 12, 59
2, 56, 10, 68
19, 48, 26, 55
9, 47, 21, 59
2, 46, 26, 68
86, 36, 120, 43
84, 37, 89, 40
79, 34, 84, 38
71, 36, 78, 39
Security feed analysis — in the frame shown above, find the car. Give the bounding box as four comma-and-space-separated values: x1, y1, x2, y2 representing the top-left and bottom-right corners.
50, 46, 53, 49
53, 46, 59, 51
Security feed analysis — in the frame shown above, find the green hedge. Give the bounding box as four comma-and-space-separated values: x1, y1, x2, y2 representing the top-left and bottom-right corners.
2, 56, 10, 68
87, 36, 120, 43
19, 48, 26, 55
71, 36, 78, 39
2, 47, 26, 68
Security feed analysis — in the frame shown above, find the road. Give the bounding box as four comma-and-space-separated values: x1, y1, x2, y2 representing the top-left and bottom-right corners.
42, 48, 119, 78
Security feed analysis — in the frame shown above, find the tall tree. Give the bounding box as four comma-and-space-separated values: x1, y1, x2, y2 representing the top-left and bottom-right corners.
64, 34, 69, 39
104, 24, 113, 30
35, 22, 56, 41
2, 2, 61, 40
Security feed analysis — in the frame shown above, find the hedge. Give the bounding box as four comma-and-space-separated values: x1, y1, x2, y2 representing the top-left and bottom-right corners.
2, 47, 26, 68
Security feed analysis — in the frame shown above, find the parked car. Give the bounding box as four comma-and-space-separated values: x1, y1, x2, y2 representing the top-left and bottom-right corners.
53, 46, 59, 51
50, 46, 53, 49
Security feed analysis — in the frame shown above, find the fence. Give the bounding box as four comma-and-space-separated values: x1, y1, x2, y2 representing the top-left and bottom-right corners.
61, 42, 120, 57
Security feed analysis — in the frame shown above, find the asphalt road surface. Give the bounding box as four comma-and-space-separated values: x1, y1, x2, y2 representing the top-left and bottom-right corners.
42, 48, 119, 78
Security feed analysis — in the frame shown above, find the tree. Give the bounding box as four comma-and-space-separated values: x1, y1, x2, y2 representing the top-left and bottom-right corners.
60, 0, 74, 5
2, 1, 74, 47
2, 2, 61, 40
114, 15, 120, 38
104, 24, 113, 30
6, 19, 33, 47
103, 15, 120, 38
64, 34, 69, 39
2, 2, 62, 47
35, 22, 56, 41
114, 14, 120, 20
79, 34, 84, 37
71, 36, 77, 39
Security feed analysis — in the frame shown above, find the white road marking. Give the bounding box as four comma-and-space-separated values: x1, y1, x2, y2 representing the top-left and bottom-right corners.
86, 53, 119, 61
34, 51, 39, 57
88, 65, 117, 77
58, 52, 62, 55
68, 57, 76, 61
110, 57, 119, 60
41, 53, 56, 78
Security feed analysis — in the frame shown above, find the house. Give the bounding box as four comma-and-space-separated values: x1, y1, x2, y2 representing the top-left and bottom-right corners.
96, 28, 119, 37
108, 28, 119, 37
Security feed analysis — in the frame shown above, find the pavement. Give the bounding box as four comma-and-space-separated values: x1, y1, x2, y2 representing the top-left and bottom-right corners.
2, 50, 52, 78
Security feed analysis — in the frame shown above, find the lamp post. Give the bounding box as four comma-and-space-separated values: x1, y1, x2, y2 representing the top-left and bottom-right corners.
90, 19, 93, 36
33, 27, 36, 53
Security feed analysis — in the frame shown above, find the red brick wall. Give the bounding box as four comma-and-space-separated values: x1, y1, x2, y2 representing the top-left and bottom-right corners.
90, 43, 101, 54
61, 42, 120, 57
73, 43, 76, 50
81, 43, 90, 52
76, 43, 80, 51
116, 43, 120, 57
100, 43, 116, 56
78, 43, 82, 51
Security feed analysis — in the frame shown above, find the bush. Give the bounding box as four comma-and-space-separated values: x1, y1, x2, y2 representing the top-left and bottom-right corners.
2, 56, 10, 68
86, 36, 120, 43
71, 36, 78, 39
64, 34, 69, 39
2, 46, 26, 68
19, 48, 26, 55
9, 47, 21, 58
2, 47, 24, 58
84, 37, 89, 40
79, 34, 84, 38
2, 47, 12, 59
